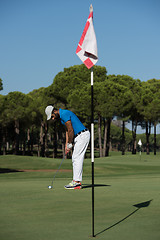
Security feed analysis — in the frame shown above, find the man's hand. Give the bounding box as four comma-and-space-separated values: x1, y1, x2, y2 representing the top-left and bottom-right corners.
65, 143, 73, 155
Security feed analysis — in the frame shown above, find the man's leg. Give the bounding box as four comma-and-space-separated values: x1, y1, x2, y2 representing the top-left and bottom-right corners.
72, 131, 90, 182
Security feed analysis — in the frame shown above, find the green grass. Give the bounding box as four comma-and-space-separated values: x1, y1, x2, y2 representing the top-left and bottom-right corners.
0, 153, 160, 240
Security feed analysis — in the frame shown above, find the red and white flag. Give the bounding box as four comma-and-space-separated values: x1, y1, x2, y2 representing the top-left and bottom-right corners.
76, 5, 98, 69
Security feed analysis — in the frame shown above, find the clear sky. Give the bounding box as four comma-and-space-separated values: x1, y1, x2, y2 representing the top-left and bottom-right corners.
0, 0, 160, 96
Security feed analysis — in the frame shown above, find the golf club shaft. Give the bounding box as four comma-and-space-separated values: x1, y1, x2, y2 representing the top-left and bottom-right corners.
51, 155, 66, 185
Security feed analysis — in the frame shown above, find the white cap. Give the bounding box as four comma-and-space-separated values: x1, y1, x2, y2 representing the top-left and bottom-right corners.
45, 105, 54, 120
138, 139, 142, 146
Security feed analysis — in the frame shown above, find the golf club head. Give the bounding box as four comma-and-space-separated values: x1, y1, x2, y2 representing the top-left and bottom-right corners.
48, 185, 53, 189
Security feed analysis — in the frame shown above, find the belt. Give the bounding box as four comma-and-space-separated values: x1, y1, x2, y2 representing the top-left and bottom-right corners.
75, 129, 88, 138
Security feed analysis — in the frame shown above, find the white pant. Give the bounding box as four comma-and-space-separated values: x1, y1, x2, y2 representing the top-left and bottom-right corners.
72, 130, 90, 182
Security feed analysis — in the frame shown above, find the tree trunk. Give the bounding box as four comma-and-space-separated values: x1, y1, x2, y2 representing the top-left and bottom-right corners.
53, 127, 57, 158
14, 120, 20, 155
40, 121, 45, 157
145, 121, 151, 155
106, 118, 111, 157
30, 127, 34, 155
103, 118, 111, 157
103, 119, 107, 157
2, 128, 6, 155
44, 122, 48, 157
23, 138, 26, 156
98, 114, 103, 157
154, 122, 156, 155
132, 120, 137, 154
37, 142, 40, 157
27, 128, 31, 155
121, 121, 125, 155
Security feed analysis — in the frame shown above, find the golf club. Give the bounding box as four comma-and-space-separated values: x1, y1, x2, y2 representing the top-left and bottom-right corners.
48, 155, 66, 189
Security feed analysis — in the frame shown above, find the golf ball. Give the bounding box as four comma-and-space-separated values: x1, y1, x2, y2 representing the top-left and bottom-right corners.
48, 186, 52, 189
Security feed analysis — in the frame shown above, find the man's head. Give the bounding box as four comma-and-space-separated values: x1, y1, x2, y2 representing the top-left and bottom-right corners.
45, 105, 59, 121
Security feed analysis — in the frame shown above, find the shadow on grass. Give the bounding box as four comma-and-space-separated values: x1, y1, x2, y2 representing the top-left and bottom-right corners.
0, 168, 23, 174
95, 199, 153, 237
82, 184, 111, 189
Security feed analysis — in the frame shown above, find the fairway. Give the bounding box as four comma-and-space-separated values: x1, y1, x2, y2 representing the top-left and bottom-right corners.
0, 153, 160, 240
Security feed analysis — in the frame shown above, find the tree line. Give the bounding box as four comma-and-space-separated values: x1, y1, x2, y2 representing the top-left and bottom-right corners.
0, 65, 160, 158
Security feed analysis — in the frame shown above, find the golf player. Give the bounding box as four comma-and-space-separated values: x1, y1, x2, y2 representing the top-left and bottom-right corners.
45, 105, 90, 189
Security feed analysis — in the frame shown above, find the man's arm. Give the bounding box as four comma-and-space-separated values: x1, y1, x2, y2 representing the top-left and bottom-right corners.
65, 120, 74, 154
66, 131, 68, 145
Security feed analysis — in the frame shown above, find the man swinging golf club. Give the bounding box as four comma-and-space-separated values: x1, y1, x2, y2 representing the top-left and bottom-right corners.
45, 105, 90, 189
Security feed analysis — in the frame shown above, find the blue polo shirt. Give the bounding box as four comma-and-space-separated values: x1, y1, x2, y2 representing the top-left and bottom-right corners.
59, 108, 86, 136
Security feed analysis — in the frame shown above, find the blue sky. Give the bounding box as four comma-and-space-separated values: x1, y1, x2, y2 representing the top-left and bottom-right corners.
0, 0, 160, 96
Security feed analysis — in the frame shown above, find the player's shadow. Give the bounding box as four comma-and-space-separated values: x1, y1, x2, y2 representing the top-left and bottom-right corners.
82, 184, 111, 189
0, 168, 23, 174
95, 199, 152, 237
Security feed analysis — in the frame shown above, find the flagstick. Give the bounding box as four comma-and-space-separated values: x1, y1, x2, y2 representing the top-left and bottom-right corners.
76, 4, 97, 237
91, 67, 95, 237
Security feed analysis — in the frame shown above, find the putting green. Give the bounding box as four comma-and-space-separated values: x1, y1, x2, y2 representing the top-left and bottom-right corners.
0, 153, 160, 240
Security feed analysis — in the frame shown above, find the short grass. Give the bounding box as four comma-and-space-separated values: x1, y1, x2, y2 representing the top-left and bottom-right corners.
0, 152, 160, 240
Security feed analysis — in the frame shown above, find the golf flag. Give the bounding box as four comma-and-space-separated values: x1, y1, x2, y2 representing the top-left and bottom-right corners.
76, 4, 98, 69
